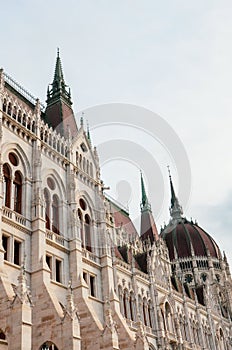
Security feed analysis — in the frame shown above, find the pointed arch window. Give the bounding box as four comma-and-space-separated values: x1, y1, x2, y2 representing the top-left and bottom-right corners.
13, 106, 17, 119
85, 214, 91, 252
40, 342, 58, 350
118, 285, 123, 315
129, 292, 135, 321
78, 208, 84, 245
7, 102, 12, 115
3, 99, 7, 112
143, 299, 147, 326
44, 189, 50, 230
52, 194, 59, 234
123, 290, 128, 319
3, 163, 11, 208
148, 300, 153, 328
13, 171, 22, 214
18, 110, 22, 123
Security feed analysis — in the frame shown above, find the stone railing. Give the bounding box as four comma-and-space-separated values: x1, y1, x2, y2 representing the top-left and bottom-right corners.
45, 229, 67, 247
2, 206, 27, 226
82, 248, 100, 264
4, 72, 45, 111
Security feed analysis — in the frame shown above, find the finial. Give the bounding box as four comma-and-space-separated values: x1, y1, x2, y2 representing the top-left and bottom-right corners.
57, 47, 60, 57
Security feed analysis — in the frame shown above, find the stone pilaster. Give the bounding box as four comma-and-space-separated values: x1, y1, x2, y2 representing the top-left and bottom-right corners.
62, 282, 81, 350
101, 298, 119, 350
10, 264, 33, 350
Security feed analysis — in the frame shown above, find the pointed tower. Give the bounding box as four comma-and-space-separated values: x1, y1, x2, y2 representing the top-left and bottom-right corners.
45, 49, 78, 138
140, 172, 159, 244
168, 168, 183, 221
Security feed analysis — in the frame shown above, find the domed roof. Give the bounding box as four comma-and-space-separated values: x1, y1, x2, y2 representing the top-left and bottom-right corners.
161, 218, 221, 260
161, 171, 221, 261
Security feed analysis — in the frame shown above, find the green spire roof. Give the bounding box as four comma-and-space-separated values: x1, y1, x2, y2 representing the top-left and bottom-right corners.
46, 48, 72, 105
140, 172, 151, 212
170, 174, 177, 209
52, 48, 65, 88
168, 167, 183, 220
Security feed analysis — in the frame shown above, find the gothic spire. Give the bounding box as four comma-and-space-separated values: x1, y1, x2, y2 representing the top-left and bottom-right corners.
52, 48, 65, 89
140, 171, 159, 243
140, 172, 151, 212
45, 49, 78, 138
46, 48, 71, 104
168, 167, 183, 220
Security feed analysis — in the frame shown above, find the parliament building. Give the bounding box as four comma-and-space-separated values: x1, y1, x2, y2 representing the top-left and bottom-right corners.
0, 52, 231, 350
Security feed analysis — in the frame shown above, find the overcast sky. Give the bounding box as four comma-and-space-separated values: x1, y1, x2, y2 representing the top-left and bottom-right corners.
1, 0, 232, 265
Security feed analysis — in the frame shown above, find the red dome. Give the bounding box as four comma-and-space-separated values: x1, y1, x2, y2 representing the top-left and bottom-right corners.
161, 219, 221, 261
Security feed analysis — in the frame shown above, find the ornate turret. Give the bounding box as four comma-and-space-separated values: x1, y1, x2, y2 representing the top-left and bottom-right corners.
45, 49, 78, 138
140, 172, 159, 244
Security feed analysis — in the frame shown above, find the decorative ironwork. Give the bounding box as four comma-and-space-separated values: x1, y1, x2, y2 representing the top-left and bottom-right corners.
4, 72, 45, 111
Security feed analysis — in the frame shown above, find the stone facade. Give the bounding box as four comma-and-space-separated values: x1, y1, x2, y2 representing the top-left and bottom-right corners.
0, 55, 231, 350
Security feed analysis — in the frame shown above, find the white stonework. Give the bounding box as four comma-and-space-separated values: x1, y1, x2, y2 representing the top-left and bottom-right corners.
0, 65, 231, 350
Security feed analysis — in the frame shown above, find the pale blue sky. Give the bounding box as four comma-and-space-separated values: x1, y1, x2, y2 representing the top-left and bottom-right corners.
1, 0, 232, 264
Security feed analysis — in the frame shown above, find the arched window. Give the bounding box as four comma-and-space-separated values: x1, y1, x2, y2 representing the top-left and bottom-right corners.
13, 171, 22, 214
52, 195, 59, 234
129, 292, 135, 321
3, 99, 7, 112
118, 285, 123, 315
44, 189, 50, 230
31, 121, 35, 133
18, 110, 22, 123
40, 342, 58, 350
78, 208, 84, 245
7, 102, 12, 115
148, 300, 153, 328
123, 290, 128, 319
13, 106, 17, 119
143, 298, 147, 326
22, 114, 27, 127
138, 295, 143, 321
85, 214, 91, 251
3, 163, 11, 208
